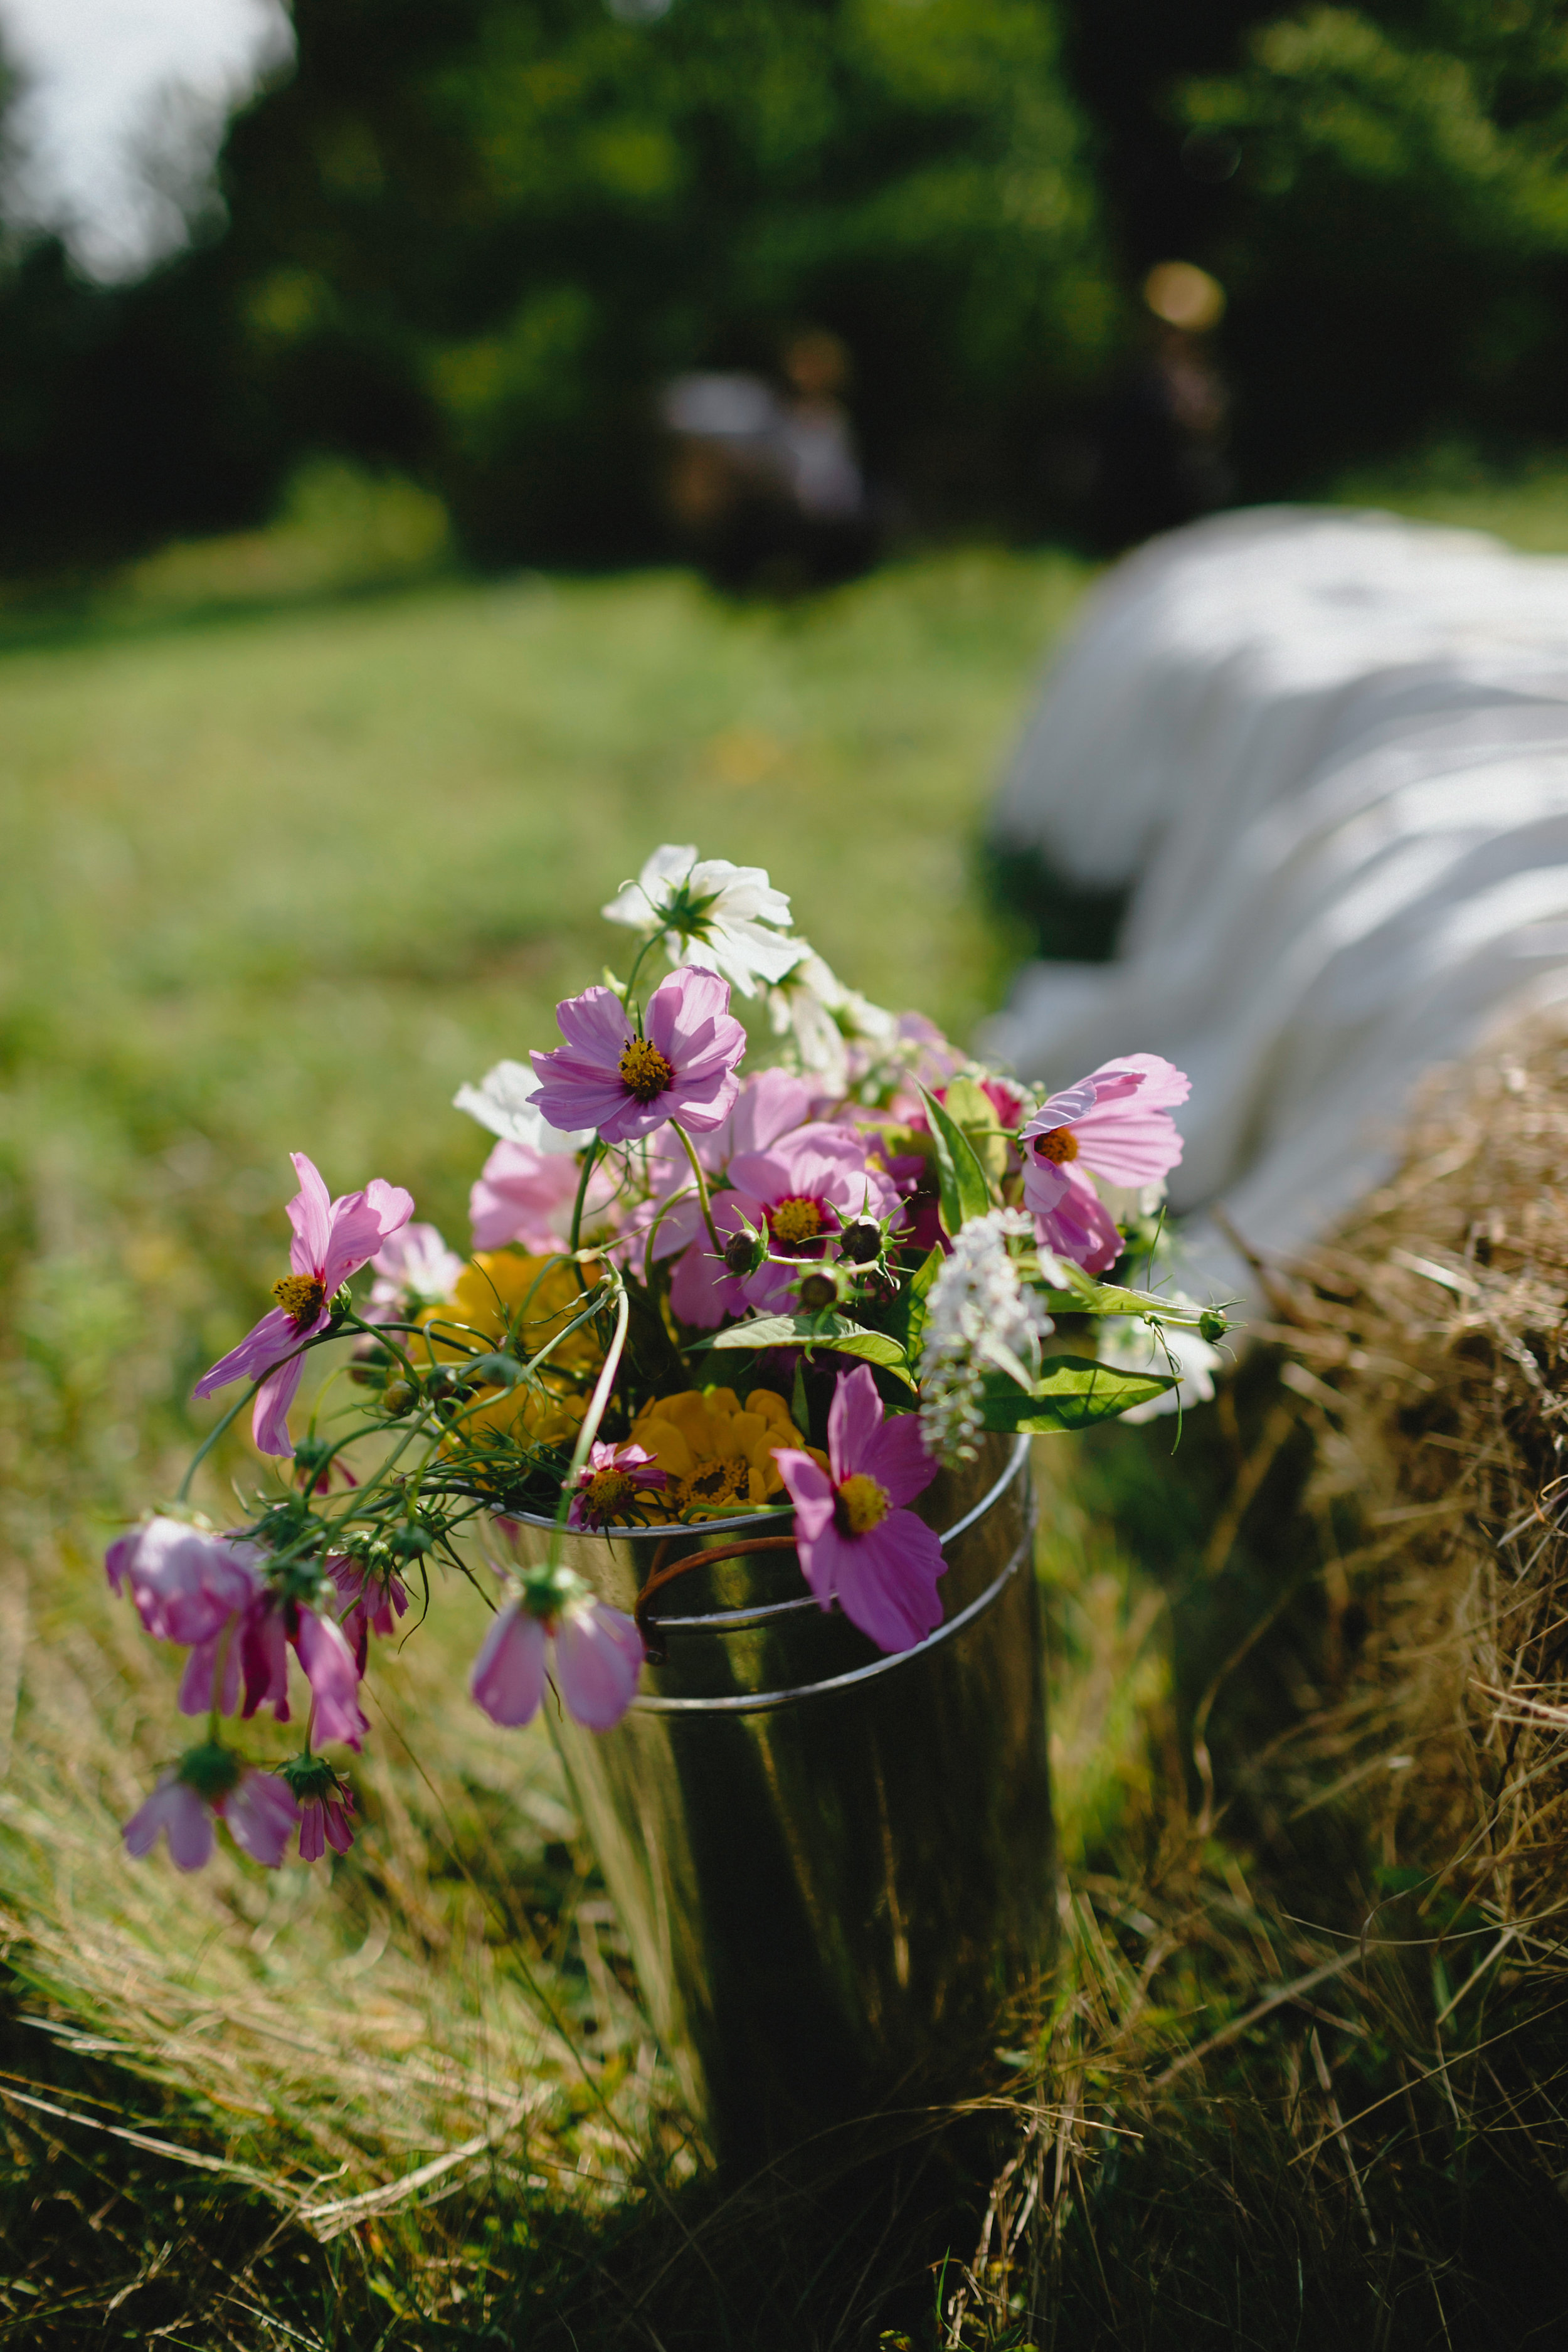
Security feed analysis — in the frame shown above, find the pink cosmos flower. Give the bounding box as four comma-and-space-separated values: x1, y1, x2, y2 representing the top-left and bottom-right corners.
1019, 1055, 1189, 1276
364, 1222, 464, 1321
123, 1773, 216, 1872
123, 1764, 297, 1872
106, 1518, 260, 1648
297, 1779, 356, 1862
657, 1123, 901, 1327
469, 1137, 623, 1253
568, 1441, 667, 1530
774, 1364, 945, 1653
240, 1599, 368, 1750
328, 1557, 409, 1674
529, 968, 746, 1147
470, 1594, 645, 1732
225, 1771, 302, 1866
194, 1153, 415, 1457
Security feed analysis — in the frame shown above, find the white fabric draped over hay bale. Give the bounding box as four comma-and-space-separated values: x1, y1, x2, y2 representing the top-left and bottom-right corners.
984, 505, 1568, 1311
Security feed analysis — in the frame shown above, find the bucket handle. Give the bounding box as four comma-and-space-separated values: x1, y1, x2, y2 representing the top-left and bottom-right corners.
630, 1522, 1035, 1717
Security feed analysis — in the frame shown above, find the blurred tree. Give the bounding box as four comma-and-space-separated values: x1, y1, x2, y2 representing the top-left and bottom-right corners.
1176, 3, 1568, 486
196, 0, 1117, 561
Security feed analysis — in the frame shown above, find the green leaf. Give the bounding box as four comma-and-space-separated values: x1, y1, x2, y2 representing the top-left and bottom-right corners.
899, 1240, 946, 1357
692, 1313, 916, 1389
909, 1243, 945, 1303
977, 1355, 1175, 1434
941, 1072, 1010, 1184
916, 1083, 993, 1237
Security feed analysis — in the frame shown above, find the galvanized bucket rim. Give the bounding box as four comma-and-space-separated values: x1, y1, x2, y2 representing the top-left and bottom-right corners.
503, 1434, 1029, 1568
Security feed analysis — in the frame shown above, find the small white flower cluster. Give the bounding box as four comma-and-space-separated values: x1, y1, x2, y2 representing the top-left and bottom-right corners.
918, 1209, 1056, 1463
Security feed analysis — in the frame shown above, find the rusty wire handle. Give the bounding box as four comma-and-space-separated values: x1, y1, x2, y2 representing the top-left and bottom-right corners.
634, 1533, 800, 1657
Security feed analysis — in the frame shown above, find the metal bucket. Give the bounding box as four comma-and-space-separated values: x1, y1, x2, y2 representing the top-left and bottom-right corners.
513, 1433, 1052, 2166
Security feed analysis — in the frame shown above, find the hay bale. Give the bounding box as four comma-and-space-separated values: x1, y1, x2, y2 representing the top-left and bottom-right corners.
1282, 1019, 1568, 1940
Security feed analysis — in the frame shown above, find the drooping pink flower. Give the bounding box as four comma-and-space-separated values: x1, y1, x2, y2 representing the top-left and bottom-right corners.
123, 1761, 297, 1872
224, 1770, 301, 1867
194, 1153, 415, 1457
568, 1441, 667, 1530
364, 1222, 464, 1321
529, 968, 746, 1146
123, 1773, 216, 1872
1018, 1055, 1189, 1276
105, 1518, 260, 1648
774, 1364, 945, 1653
470, 1594, 644, 1732
658, 1124, 901, 1327
297, 1779, 356, 1862
328, 1557, 409, 1674
237, 1598, 368, 1749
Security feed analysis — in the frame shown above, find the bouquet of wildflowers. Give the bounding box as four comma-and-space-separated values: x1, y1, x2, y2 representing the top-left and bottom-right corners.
111, 847, 1226, 1875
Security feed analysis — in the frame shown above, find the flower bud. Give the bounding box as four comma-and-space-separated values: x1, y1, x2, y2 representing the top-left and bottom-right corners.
465, 1352, 524, 1389
391, 1525, 435, 1559
839, 1220, 882, 1266
1199, 1309, 1227, 1344
797, 1270, 839, 1313
381, 1379, 416, 1416
723, 1227, 763, 1277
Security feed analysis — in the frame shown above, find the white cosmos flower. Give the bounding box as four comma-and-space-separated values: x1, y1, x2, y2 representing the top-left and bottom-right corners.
918, 1209, 1057, 1463
1097, 1304, 1223, 1423
601, 844, 802, 996
453, 1060, 588, 1154
766, 946, 896, 1091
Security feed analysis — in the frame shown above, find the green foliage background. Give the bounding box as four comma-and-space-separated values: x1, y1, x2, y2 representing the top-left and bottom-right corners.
12, 0, 1568, 570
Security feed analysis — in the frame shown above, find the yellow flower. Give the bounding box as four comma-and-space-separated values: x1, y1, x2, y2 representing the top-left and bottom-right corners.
420, 1251, 603, 1451
628, 1385, 825, 1520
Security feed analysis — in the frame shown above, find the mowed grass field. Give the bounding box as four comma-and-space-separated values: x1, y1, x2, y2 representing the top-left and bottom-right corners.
0, 551, 1091, 2339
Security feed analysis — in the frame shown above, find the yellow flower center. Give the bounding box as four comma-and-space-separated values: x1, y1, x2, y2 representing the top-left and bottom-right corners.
1033, 1126, 1079, 1166
273, 1274, 327, 1324
672, 1456, 753, 1513
835, 1473, 890, 1537
618, 1037, 675, 1101
770, 1195, 824, 1249
583, 1466, 636, 1518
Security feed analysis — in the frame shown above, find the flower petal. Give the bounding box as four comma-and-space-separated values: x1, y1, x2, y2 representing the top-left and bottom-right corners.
293, 1609, 366, 1750
470, 1602, 548, 1728
193, 1306, 302, 1399
225, 1771, 297, 1867
287, 1153, 335, 1274
252, 1348, 307, 1457
552, 1604, 644, 1730
834, 1511, 946, 1652
866, 1411, 938, 1510
774, 1447, 836, 1542
825, 1362, 885, 1484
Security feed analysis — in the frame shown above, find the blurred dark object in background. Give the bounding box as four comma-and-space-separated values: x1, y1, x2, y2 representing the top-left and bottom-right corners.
661, 332, 877, 593
1078, 261, 1234, 548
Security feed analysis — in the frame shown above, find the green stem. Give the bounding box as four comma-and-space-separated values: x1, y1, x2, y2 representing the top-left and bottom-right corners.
205, 1617, 238, 1743
568, 1140, 603, 1258
550, 1281, 630, 1569
671, 1121, 721, 1254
